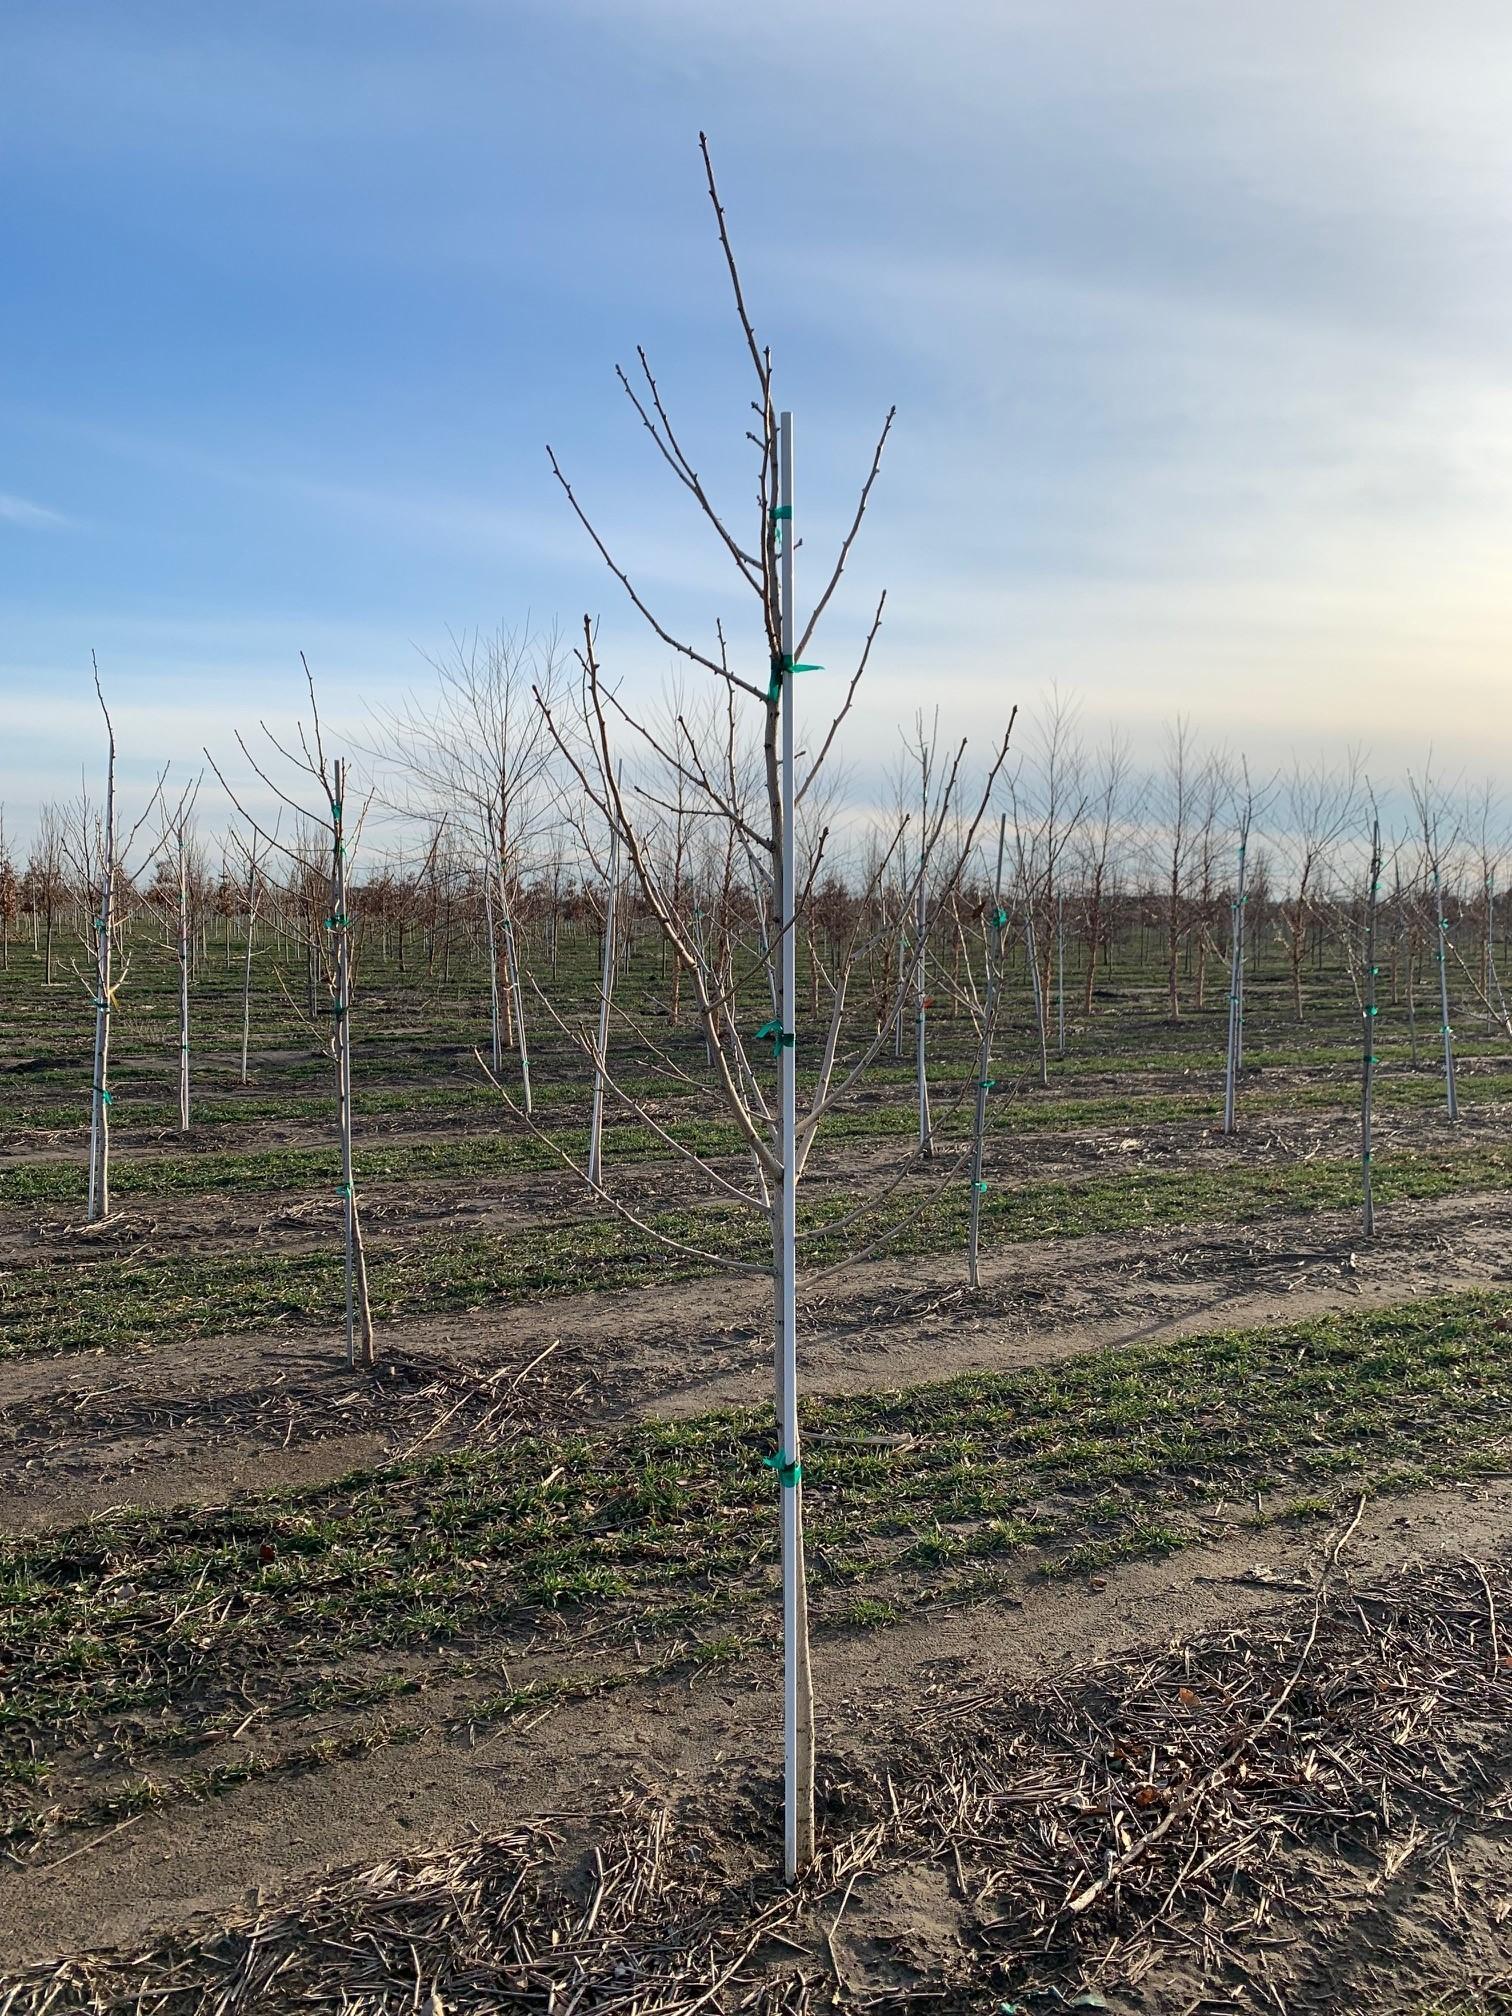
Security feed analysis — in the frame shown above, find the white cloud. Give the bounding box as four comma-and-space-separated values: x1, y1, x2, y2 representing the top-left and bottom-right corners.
0, 492, 68, 529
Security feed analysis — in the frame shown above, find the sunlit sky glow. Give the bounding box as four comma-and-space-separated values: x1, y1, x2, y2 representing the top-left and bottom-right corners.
3, 1, 1511, 841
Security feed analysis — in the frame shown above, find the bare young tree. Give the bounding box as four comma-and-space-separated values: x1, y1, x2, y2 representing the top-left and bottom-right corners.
1274, 752, 1361, 1022
227, 823, 274, 1085
25, 805, 67, 987
506, 137, 1011, 1882
63, 665, 170, 1222
0, 810, 18, 973
209, 664, 377, 1367
1148, 718, 1213, 1022
1408, 767, 1461, 1121
1076, 731, 1136, 1016
373, 628, 570, 1110
152, 779, 204, 1131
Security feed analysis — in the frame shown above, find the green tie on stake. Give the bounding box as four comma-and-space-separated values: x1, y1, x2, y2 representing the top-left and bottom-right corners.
755, 1018, 794, 1060
766, 654, 822, 704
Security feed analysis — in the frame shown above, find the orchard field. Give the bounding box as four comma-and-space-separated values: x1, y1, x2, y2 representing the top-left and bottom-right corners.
2, 898, 1511, 2013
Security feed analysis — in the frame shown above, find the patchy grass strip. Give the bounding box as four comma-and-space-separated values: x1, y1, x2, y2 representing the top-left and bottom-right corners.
2, 1290, 1510, 1852
7, 1140, 1512, 1361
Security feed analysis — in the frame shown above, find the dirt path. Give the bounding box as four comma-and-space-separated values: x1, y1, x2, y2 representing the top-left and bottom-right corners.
3, 1470, 1509, 1972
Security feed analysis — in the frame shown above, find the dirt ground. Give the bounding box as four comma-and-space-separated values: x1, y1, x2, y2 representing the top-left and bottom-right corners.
2, 1186, 1512, 2005
5, 1182, 1509, 1533
3, 1467, 1509, 2001
4, 1031, 1512, 2006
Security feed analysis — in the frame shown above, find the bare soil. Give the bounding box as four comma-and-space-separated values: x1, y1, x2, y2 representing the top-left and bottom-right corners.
4, 1039, 1512, 2005
5, 1183, 1510, 1534
2, 1473, 1509, 1995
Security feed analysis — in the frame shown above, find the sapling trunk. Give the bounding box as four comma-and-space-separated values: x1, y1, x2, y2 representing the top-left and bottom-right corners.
1491, 870, 1507, 1032
484, 872, 503, 1074
1429, 833, 1459, 1121
1222, 814, 1250, 1135
330, 761, 375, 1369
893, 914, 906, 1058
1486, 877, 1512, 1033
586, 800, 621, 1189
914, 874, 932, 1156
1025, 902, 1050, 1089
1398, 864, 1418, 1065
968, 817, 1008, 1288
240, 919, 255, 1081
495, 871, 533, 1117
1055, 890, 1066, 1059
240, 845, 261, 1086
774, 410, 814, 1882
86, 702, 117, 1224
1362, 818, 1381, 1236
175, 826, 191, 1132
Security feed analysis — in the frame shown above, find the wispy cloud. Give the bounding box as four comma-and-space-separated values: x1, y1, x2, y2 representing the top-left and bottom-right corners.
0, 491, 68, 529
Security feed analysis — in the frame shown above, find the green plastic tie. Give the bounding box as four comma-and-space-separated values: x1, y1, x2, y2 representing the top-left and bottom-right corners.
94, 1085, 112, 1106
974, 1179, 989, 1194
763, 1450, 802, 1488
978, 1077, 996, 1089
331, 801, 342, 821
324, 914, 351, 931
766, 654, 823, 703
337, 1182, 351, 1197
990, 907, 1009, 929
1367, 1005, 1378, 1016
754, 1017, 794, 1059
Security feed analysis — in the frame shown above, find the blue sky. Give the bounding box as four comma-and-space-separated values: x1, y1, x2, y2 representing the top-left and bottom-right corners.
4, 1, 1512, 837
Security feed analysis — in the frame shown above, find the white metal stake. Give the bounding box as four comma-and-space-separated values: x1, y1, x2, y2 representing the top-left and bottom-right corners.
1025, 904, 1049, 1090
777, 410, 813, 1882
87, 712, 117, 1224
503, 902, 533, 1117
332, 760, 356, 1371
1055, 891, 1066, 1059
1362, 818, 1381, 1236
484, 873, 503, 1075
587, 788, 621, 1189
915, 874, 932, 1155
1223, 819, 1249, 1135
177, 831, 191, 1132
1431, 833, 1459, 1121
968, 816, 1008, 1288
1236, 877, 1246, 1075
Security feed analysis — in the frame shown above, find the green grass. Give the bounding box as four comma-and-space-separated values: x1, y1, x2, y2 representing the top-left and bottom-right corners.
3, 1289, 1510, 1838
9, 1137, 1512, 1362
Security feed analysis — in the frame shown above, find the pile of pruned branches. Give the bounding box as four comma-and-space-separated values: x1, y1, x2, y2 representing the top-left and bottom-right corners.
7, 1545, 1510, 2015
